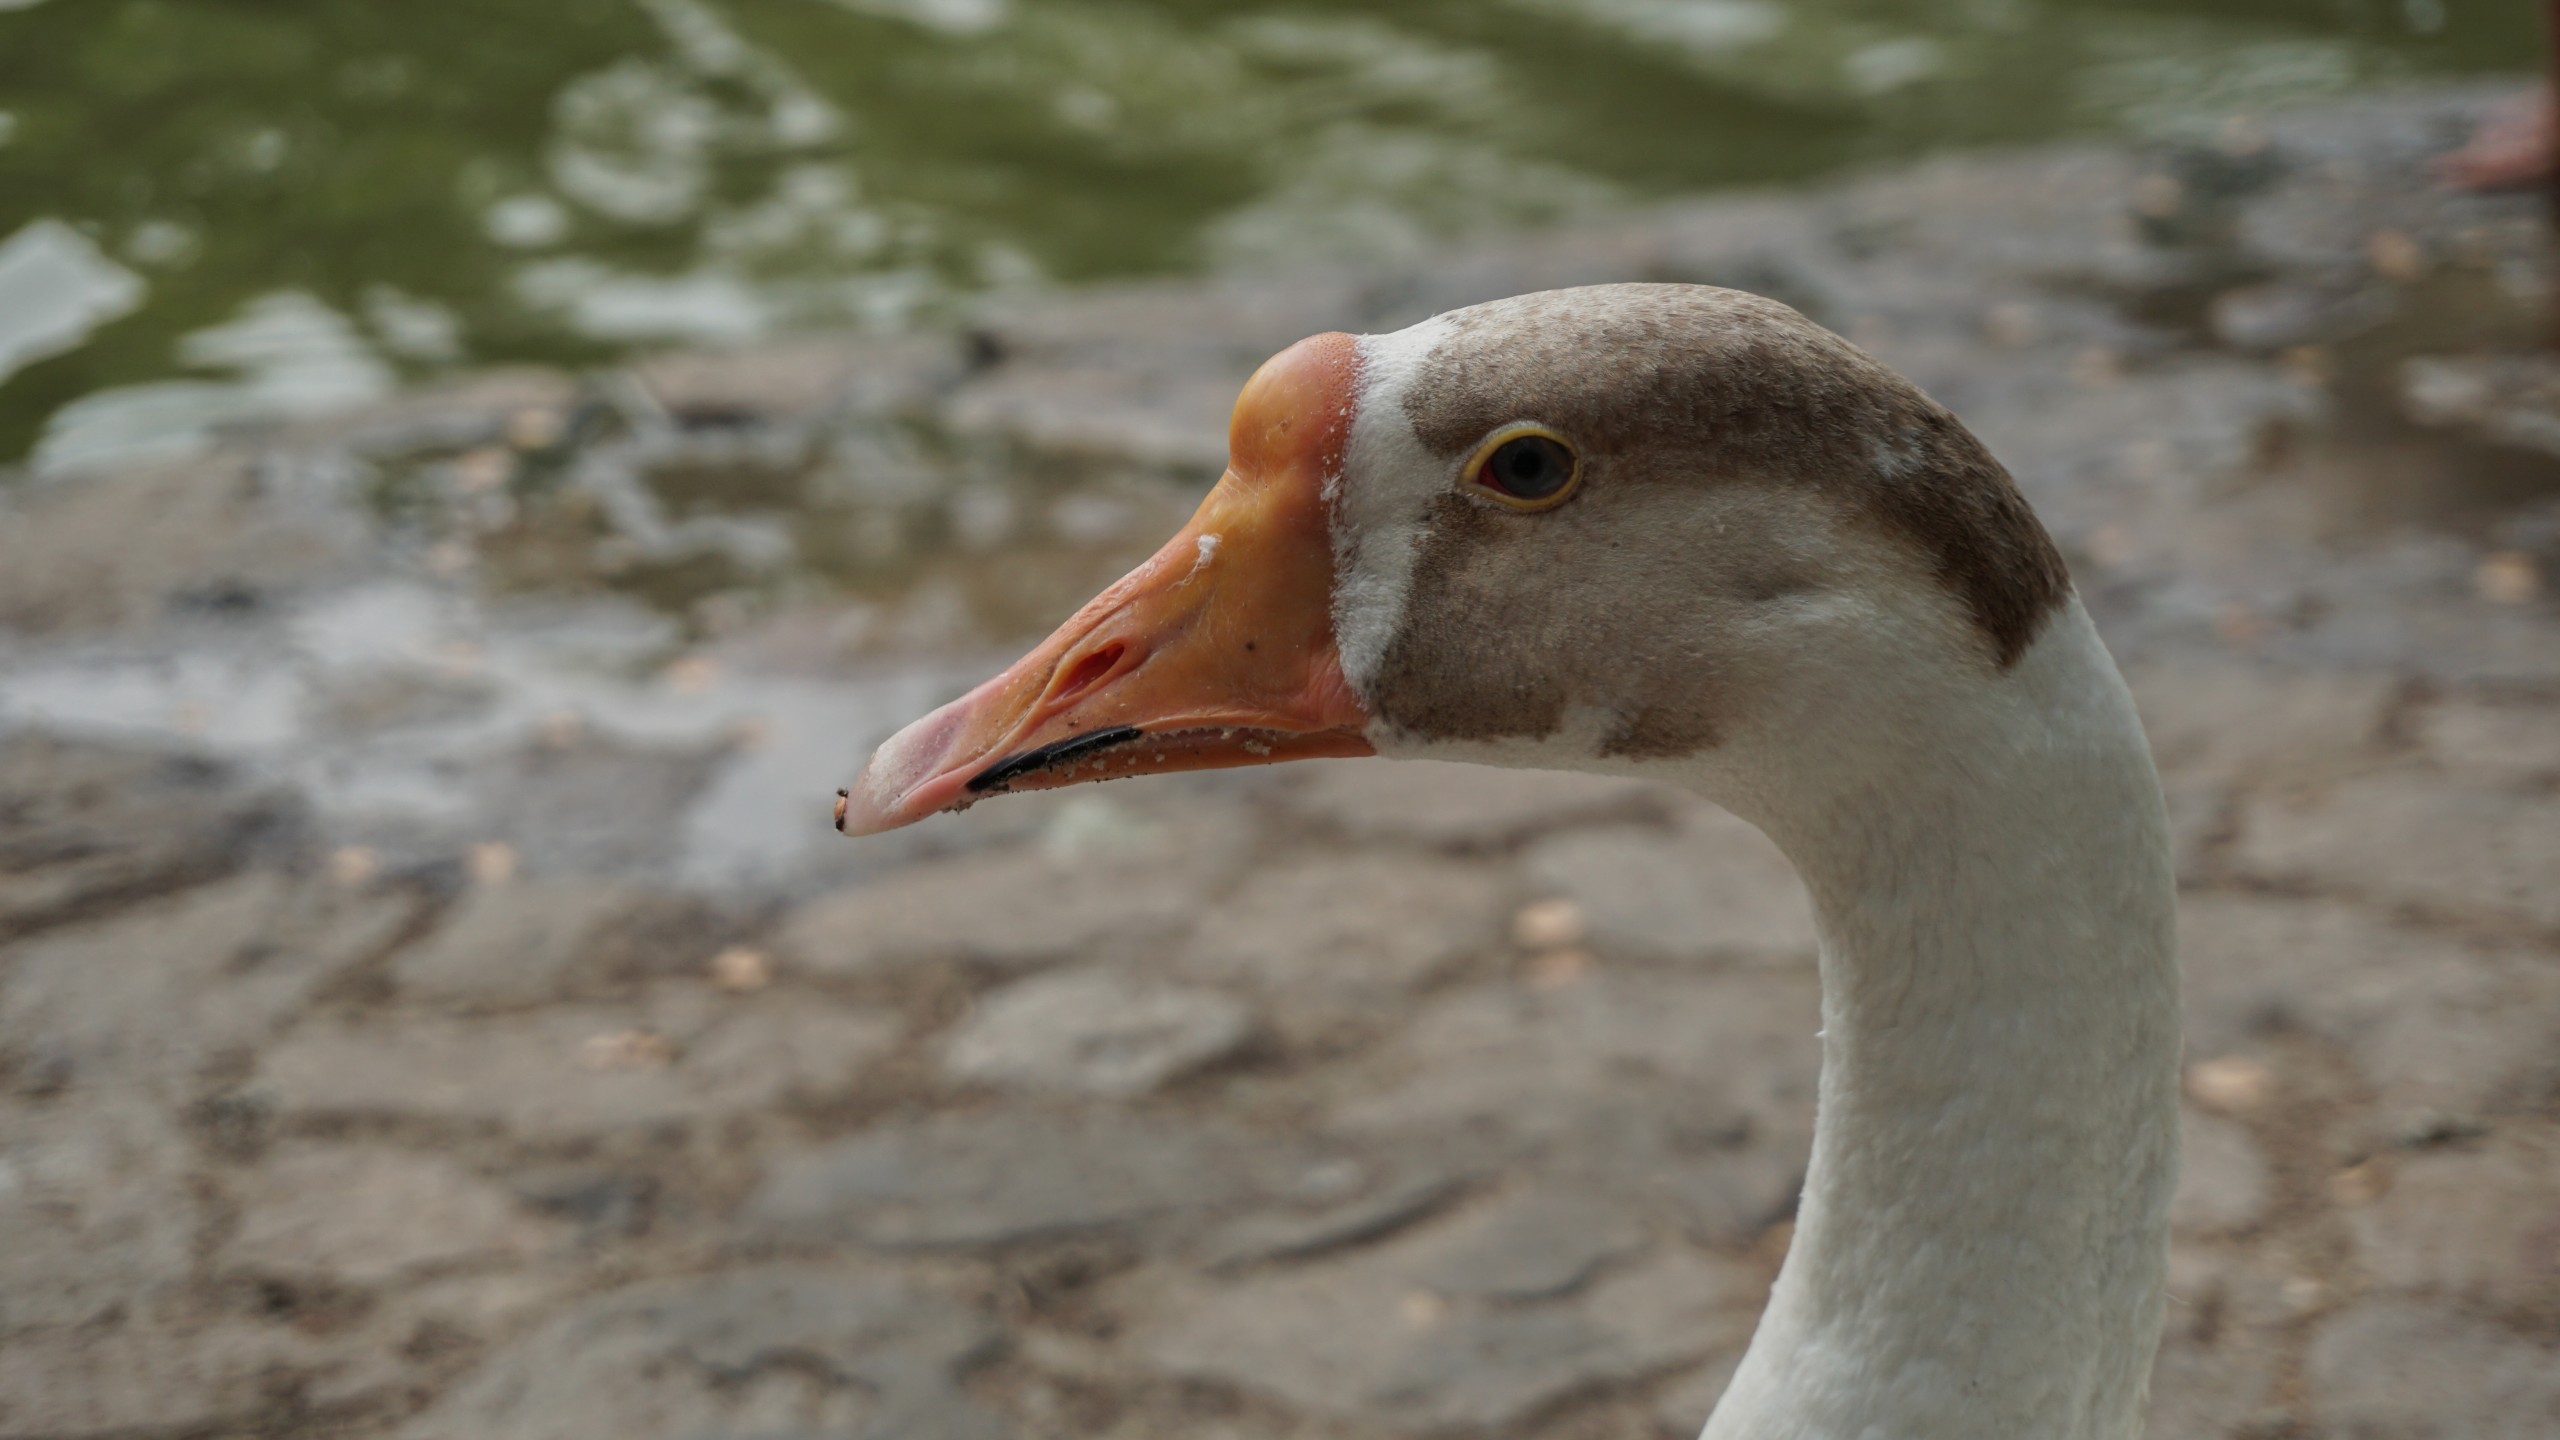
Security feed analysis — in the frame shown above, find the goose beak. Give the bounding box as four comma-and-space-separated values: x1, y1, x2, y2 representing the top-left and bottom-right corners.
836, 332, 1373, 835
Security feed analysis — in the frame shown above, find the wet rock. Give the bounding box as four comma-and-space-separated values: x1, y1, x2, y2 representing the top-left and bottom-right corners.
774, 843, 1211, 977
2400, 352, 2560, 460
1, 873, 416, 1098
1196, 1162, 1466, 1270
254, 995, 898, 1138
2307, 1301, 2560, 1439
2416, 694, 2560, 782
0, 1306, 340, 1438
1285, 758, 1666, 849
397, 1264, 1004, 1440
2129, 659, 2394, 876
0, 458, 365, 635
226, 1144, 560, 1285
2179, 894, 2560, 1122
0, 1098, 196, 1331
0, 735, 296, 943
2207, 280, 2394, 351
1519, 811, 1815, 965
943, 274, 1366, 472
745, 1109, 1297, 1249
1395, 1185, 1646, 1301
2171, 1110, 2269, 1236
1178, 852, 1505, 1035
389, 877, 648, 1006
1121, 1244, 1755, 1433
940, 968, 1253, 1097
632, 332, 967, 424
471, 734, 727, 879
2235, 769, 2560, 930
2345, 1130, 2560, 1315
1332, 971, 1818, 1245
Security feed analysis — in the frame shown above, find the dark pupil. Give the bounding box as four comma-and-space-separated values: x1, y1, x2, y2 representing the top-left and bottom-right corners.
1487, 435, 1571, 498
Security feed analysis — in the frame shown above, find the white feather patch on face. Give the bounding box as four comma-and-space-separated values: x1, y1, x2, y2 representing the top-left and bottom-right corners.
1332, 316, 1458, 702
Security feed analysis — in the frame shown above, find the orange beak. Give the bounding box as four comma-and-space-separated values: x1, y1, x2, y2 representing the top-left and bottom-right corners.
835, 331, 1374, 835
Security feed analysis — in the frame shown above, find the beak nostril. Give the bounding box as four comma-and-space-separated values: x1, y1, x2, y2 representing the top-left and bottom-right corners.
1050, 642, 1126, 706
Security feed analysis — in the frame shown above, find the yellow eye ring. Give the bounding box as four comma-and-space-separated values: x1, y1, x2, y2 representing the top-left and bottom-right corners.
1459, 423, 1582, 512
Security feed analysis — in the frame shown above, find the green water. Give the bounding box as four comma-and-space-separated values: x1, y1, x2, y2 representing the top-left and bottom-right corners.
0, 0, 2535, 469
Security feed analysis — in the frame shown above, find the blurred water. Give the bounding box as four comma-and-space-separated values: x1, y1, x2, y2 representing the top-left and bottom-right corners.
0, 0, 2534, 470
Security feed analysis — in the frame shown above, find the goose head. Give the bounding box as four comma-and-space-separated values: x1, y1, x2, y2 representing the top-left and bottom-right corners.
836, 282, 2072, 834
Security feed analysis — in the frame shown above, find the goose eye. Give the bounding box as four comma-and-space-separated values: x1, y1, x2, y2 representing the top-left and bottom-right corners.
1466, 430, 1580, 510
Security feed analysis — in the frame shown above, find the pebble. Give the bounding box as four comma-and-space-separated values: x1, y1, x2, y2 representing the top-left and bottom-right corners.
2186, 1056, 2275, 1116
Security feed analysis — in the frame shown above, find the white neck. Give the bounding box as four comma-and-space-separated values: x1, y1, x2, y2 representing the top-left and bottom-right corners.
1700, 606, 2180, 1440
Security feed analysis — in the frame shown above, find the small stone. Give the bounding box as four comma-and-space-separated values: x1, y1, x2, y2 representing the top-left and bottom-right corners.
2071, 345, 2122, 388
537, 708, 586, 747
1525, 948, 1597, 990
327, 844, 380, 887
661, 655, 720, 694
2186, 1057, 2274, 1115
940, 969, 1252, 1097
466, 840, 519, 885
453, 446, 513, 493
578, 1028, 676, 1071
1982, 300, 2039, 347
709, 944, 772, 991
2132, 173, 2184, 217
1512, 897, 1588, 951
2365, 228, 2426, 281
2475, 550, 2541, 605
504, 406, 566, 450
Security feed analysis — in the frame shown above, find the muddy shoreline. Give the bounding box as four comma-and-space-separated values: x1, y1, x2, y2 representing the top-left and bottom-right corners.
3, 84, 2558, 1439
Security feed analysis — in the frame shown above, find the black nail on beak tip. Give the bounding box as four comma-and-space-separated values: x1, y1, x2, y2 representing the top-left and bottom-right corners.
833, 788, 850, 833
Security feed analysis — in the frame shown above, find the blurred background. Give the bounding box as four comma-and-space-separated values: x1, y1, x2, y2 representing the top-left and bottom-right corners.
3, 3, 2557, 1439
